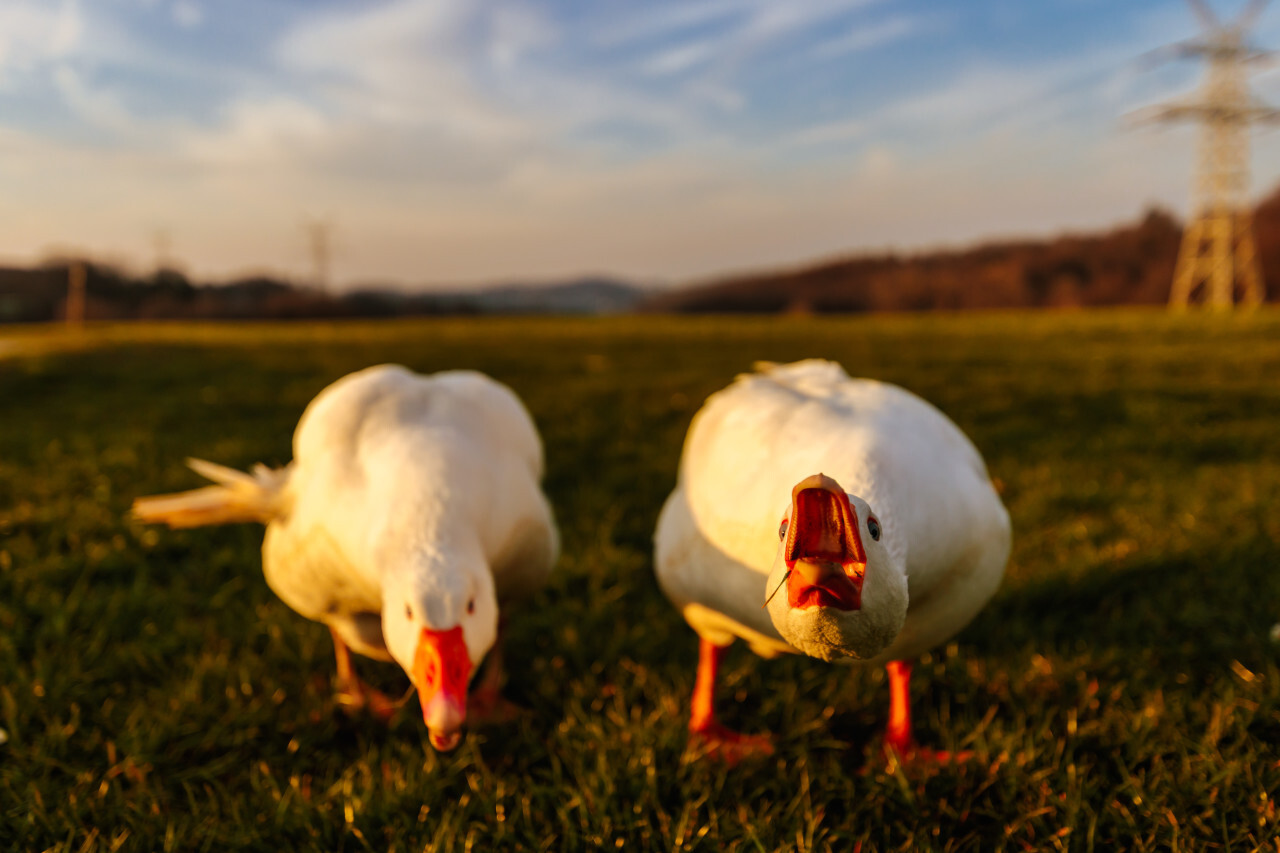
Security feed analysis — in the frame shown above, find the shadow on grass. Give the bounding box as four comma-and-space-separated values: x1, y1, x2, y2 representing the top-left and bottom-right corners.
968, 533, 1280, 681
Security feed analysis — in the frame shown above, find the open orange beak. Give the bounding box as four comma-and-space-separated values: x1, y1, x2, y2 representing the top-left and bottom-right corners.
783, 474, 866, 612
412, 625, 472, 752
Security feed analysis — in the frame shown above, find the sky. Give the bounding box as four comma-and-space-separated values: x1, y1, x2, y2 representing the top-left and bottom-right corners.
3, 0, 1280, 290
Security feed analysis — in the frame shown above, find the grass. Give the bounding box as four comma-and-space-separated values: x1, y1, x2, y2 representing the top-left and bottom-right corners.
1, 310, 1279, 852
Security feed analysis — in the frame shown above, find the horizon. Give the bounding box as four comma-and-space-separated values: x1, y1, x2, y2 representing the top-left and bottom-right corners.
3, 0, 1280, 291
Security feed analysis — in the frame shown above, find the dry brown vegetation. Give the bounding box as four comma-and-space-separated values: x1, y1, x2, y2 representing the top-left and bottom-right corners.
642, 209, 1185, 313
645, 182, 1280, 313
9, 185, 1280, 321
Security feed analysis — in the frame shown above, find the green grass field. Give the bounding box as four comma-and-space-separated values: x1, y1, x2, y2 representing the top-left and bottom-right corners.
2, 311, 1279, 852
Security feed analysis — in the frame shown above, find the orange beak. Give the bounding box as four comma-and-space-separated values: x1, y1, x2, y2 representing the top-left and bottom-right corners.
412, 625, 472, 751
783, 474, 866, 611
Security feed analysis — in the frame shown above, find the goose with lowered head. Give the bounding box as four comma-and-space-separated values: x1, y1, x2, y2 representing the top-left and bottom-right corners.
134, 364, 558, 752
655, 359, 1010, 763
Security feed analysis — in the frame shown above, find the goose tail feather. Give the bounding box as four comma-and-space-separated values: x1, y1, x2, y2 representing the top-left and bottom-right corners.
132, 458, 289, 529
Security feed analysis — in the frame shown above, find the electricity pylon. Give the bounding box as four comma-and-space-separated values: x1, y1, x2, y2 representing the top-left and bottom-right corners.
1149, 0, 1278, 309
305, 217, 333, 292
65, 260, 86, 327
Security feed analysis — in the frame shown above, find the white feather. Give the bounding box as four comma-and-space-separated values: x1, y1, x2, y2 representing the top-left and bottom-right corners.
135, 364, 559, 673
655, 359, 1010, 664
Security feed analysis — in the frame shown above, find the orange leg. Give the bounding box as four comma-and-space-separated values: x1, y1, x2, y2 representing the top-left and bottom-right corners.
469, 620, 523, 725
331, 627, 398, 722
687, 638, 774, 764
884, 660, 914, 754
884, 659, 971, 765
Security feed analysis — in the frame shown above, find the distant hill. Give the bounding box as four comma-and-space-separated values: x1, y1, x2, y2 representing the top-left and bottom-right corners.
7, 184, 1280, 323
473, 278, 647, 314
0, 266, 647, 324
0, 265, 319, 323
642, 182, 1280, 313
402, 277, 647, 315
642, 208, 1185, 313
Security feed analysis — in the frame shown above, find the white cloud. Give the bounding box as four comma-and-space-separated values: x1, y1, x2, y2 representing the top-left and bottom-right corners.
642, 40, 718, 77
650, 0, 887, 118
592, 0, 762, 48
786, 117, 867, 147
275, 0, 532, 142
783, 43, 1143, 157
259, 0, 709, 170
858, 145, 897, 178
882, 65, 1055, 129
2, 0, 1268, 289
52, 65, 141, 136
812, 15, 917, 58
486, 2, 557, 69
179, 96, 333, 168
172, 1, 203, 29
736, 1, 872, 46
50, 1, 82, 55
0, 1, 82, 81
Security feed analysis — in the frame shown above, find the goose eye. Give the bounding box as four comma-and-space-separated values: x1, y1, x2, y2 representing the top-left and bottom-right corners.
466, 598, 475, 615
404, 604, 413, 620
867, 517, 881, 541
778, 518, 789, 540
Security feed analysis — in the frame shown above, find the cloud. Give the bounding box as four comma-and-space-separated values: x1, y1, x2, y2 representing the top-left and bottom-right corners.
785, 117, 867, 147
858, 144, 897, 178
811, 15, 917, 58
172, 1, 203, 30
570, 0, 896, 127
624, 0, 884, 95
1, 0, 1268, 289
35, 0, 913, 182
0, 0, 82, 82
486, 2, 557, 69
780, 39, 1150, 160
275, 0, 525, 140
52, 65, 141, 137
267, 0, 705, 158
642, 40, 719, 77
179, 96, 332, 168
592, 0, 763, 48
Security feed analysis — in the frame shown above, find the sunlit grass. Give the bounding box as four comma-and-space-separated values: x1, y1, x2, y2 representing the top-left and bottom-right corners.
2, 309, 1279, 851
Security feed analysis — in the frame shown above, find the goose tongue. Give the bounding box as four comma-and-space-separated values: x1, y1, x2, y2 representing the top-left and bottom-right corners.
783, 475, 865, 611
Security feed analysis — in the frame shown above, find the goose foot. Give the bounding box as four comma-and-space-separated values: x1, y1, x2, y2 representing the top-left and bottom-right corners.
467, 620, 524, 725
689, 722, 775, 765
882, 737, 974, 767
685, 637, 775, 764
881, 660, 972, 769
335, 682, 400, 723
330, 626, 398, 723
468, 685, 524, 725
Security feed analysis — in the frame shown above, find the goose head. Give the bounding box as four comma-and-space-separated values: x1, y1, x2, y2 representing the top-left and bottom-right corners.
764, 474, 907, 662
382, 554, 498, 751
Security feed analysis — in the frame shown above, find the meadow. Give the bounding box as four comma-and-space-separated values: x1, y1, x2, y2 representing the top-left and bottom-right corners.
1, 310, 1279, 852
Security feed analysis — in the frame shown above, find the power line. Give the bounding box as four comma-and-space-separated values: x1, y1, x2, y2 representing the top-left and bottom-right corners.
304, 217, 333, 293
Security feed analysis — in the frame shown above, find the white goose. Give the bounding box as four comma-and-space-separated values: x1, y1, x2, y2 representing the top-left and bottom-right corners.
655, 360, 1010, 762
134, 364, 558, 752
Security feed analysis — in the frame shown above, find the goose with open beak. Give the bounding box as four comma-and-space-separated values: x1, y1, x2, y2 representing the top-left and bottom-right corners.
655, 360, 1010, 764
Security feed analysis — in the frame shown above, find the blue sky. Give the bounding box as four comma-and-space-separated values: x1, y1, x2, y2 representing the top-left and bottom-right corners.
2, 0, 1280, 288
